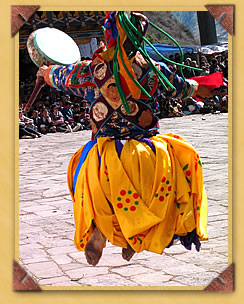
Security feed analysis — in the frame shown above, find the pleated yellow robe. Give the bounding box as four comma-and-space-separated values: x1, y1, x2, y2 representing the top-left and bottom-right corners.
67, 133, 208, 254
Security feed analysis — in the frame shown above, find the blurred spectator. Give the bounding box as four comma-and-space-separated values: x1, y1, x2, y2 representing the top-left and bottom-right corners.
219, 95, 228, 113
19, 109, 39, 132
203, 98, 216, 113
200, 55, 208, 67
191, 60, 200, 76
61, 101, 73, 121
183, 58, 196, 78
210, 58, 222, 74
61, 101, 81, 132
169, 100, 184, 117
222, 59, 228, 79
169, 54, 174, 62
31, 110, 41, 128
50, 104, 70, 132
216, 55, 224, 69
80, 108, 91, 129
186, 97, 197, 113
200, 64, 210, 76
73, 103, 82, 124
55, 98, 63, 112
19, 108, 42, 139
38, 108, 56, 134
61, 94, 71, 105
81, 100, 90, 112
44, 96, 51, 109
156, 93, 170, 118
174, 53, 181, 63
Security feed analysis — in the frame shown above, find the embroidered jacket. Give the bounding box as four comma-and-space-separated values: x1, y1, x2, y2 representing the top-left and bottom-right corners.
44, 48, 198, 139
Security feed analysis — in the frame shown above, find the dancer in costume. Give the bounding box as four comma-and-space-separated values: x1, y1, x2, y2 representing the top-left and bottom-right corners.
36, 11, 212, 266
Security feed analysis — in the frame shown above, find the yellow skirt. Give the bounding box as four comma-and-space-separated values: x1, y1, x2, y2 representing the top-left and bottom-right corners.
67, 134, 208, 254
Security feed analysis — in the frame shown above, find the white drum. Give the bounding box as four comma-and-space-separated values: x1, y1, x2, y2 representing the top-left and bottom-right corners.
27, 27, 81, 67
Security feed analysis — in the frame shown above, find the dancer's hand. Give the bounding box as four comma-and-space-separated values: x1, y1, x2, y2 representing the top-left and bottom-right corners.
195, 85, 214, 98
36, 65, 49, 81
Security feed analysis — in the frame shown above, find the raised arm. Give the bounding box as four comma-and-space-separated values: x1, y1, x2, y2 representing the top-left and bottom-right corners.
157, 61, 213, 100
38, 60, 98, 102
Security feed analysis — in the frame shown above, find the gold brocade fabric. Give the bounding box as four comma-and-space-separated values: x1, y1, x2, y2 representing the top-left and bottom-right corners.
67, 134, 208, 254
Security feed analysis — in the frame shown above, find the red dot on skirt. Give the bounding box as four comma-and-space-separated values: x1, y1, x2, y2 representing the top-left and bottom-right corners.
81, 243, 84, 248
186, 170, 191, 176
126, 198, 130, 203
168, 186, 172, 191
159, 196, 164, 201
133, 193, 139, 199
162, 177, 166, 182
117, 203, 123, 208
130, 206, 136, 211
161, 187, 164, 192
120, 190, 126, 196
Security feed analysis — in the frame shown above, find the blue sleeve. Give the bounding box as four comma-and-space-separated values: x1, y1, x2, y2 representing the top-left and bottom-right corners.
157, 62, 198, 99
44, 60, 99, 102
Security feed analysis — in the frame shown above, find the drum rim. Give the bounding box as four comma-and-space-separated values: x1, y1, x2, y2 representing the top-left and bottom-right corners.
27, 32, 42, 67
32, 27, 80, 66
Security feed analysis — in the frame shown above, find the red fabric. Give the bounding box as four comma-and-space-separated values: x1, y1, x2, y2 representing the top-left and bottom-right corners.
190, 72, 224, 101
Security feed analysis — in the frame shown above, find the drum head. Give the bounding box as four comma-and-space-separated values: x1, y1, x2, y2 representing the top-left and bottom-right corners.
27, 27, 81, 67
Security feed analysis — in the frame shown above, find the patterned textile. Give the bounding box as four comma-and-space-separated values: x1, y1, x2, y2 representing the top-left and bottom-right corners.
44, 49, 198, 139
67, 135, 208, 253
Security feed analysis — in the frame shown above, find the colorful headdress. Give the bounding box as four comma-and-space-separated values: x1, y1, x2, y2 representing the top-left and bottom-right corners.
103, 11, 202, 113
104, 11, 118, 48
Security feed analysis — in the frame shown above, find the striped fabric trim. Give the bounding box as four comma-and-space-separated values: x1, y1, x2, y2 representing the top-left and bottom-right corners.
72, 140, 97, 194
187, 79, 199, 97
49, 66, 59, 89
44, 65, 53, 87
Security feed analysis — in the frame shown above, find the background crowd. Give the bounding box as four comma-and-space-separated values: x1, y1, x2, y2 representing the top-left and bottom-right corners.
19, 51, 228, 139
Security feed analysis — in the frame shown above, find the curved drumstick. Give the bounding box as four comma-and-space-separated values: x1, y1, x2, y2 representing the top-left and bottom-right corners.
24, 76, 46, 113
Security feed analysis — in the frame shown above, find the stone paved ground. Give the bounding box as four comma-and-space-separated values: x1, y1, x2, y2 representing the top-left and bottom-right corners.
18, 113, 229, 289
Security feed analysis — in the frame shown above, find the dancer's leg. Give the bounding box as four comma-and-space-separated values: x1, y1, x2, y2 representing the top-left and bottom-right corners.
85, 226, 106, 266
122, 243, 135, 261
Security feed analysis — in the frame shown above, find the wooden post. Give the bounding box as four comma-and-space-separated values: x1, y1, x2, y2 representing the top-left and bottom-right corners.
197, 11, 217, 46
